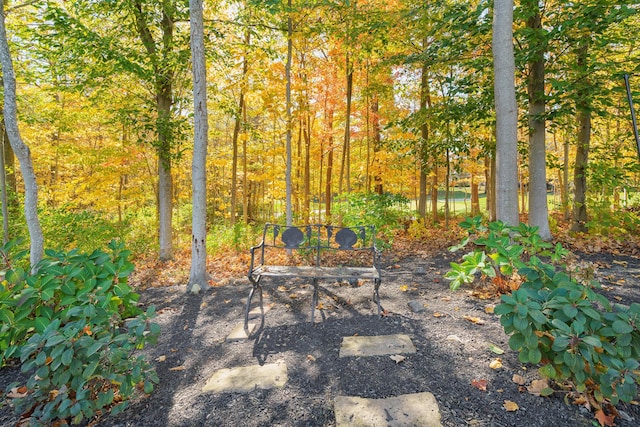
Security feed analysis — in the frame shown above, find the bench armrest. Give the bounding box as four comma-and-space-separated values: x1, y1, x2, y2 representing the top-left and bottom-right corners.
248, 241, 265, 277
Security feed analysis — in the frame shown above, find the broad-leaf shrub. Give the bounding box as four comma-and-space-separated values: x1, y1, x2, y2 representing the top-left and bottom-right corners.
446, 217, 639, 408
0, 240, 159, 425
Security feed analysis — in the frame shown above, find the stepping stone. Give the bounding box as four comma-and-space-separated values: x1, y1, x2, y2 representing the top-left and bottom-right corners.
226, 322, 257, 341
202, 362, 287, 393
408, 300, 425, 313
334, 392, 442, 427
339, 334, 416, 358
248, 306, 271, 319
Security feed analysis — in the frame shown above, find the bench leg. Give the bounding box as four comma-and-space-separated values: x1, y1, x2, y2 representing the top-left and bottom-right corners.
311, 278, 319, 323
245, 278, 264, 333
373, 278, 382, 316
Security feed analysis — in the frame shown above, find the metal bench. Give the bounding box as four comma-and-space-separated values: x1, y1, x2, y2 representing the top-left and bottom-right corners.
245, 224, 382, 331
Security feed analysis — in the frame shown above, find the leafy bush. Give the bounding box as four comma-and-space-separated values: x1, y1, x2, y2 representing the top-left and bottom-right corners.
446, 217, 639, 413
333, 192, 410, 246
0, 240, 159, 425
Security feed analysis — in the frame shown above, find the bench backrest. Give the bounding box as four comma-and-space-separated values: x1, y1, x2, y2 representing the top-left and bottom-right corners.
260, 223, 376, 251
252, 224, 378, 268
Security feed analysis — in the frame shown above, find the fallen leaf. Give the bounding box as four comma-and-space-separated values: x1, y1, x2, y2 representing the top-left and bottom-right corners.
503, 400, 519, 411
289, 293, 298, 299
155, 355, 167, 362
390, 355, 406, 364
485, 305, 495, 314
512, 374, 526, 385
489, 358, 503, 369
307, 355, 316, 362
169, 365, 185, 371
471, 379, 488, 391
200, 301, 208, 309
224, 299, 231, 304
613, 260, 628, 267
446, 334, 463, 343
527, 379, 552, 396
433, 312, 446, 318
6, 386, 28, 398
399, 284, 409, 292
463, 315, 484, 324
277, 286, 287, 292
441, 296, 451, 302
488, 343, 504, 354
595, 409, 616, 427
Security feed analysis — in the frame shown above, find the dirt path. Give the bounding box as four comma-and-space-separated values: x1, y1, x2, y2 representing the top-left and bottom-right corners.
1, 250, 639, 426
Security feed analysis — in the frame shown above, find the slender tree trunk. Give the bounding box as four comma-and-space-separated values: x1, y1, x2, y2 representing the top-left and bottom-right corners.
571, 41, 591, 233
431, 164, 438, 224
325, 107, 334, 221
188, 0, 209, 292
340, 51, 353, 195
563, 136, 570, 220
418, 56, 430, 219
0, 129, 8, 243
526, 5, 551, 239
285, 0, 293, 226
492, 0, 519, 226
157, 93, 173, 261
0, 5, 43, 268
471, 175, 480, 215
231, 28, 250, 226
132, 1, 176, 261
372, 96, 383, 195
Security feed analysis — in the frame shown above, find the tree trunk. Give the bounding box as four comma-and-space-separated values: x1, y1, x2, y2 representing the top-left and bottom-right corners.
132, 0, 176, 261
526, 5, 551, 240
418, 55, 430, 219
325, 106, 334, 222
431, 164, 438, 224
340, 51, 353, 195
285, 0, 293, 226
187, 0, 209, 293
372, 96, 383, 195
492, 0, 519, 226
571, 41, 591, 233
230, 40, 248, 227
471, 173, 480, 215
0, 5, 44, 268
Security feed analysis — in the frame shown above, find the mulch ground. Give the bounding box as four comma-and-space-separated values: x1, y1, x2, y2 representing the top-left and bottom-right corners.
1, 243, 639, 427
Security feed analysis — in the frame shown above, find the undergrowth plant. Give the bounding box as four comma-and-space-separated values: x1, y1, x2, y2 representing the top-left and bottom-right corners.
446, 217, 640, 416
0, 239, 159, 426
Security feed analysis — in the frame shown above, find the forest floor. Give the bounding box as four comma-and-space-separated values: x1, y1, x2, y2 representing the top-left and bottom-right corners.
1, 228, 640, 427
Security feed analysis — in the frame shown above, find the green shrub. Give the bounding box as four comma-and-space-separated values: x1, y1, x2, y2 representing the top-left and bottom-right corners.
0, 240, 159, 425
446, 217, 639, 411
333, 192, 410, 246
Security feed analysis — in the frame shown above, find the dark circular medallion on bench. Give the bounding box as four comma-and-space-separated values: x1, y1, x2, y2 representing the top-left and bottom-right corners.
281, 227, 305, 248
335, 228, 358, 249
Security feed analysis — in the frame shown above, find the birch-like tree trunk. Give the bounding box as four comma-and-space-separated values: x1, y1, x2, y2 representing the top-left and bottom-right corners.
187, 0, 209, 293
492, 0, 519, 226
285, 0, 293, 226
0, 5, 43, 268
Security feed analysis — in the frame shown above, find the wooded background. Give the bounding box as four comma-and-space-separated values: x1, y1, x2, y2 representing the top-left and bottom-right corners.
1, 0, 639, 261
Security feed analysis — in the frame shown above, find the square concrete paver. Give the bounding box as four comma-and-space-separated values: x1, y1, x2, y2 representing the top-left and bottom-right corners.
334, 392, 442, 427
339, 334, 416, 358
202, 362, 287, 393
226, 322, 257, 341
